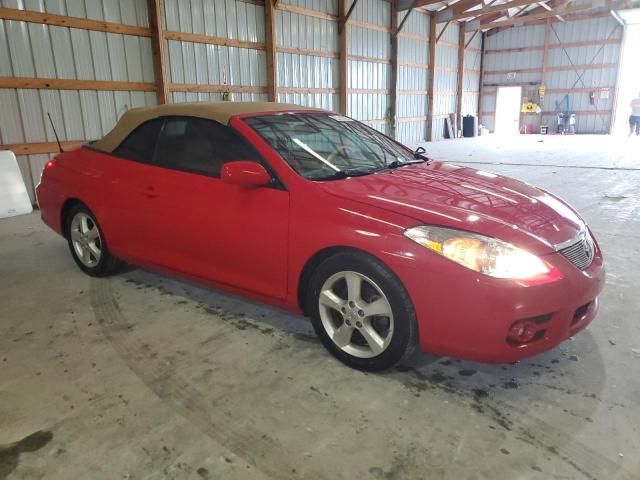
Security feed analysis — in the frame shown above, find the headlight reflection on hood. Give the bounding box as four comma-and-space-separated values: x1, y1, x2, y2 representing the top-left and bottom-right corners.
404, 226, 555, 280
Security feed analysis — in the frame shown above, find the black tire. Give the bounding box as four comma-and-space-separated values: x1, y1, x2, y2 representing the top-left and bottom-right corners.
65, 203, 121, 277
306, 251, 417, 371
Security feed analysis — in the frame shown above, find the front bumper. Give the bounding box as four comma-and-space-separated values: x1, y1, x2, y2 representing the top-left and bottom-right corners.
389, 240, 605, 363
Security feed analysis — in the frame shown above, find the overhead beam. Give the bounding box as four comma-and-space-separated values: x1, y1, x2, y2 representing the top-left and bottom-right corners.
436, 0, 481, 22
339, 0, 349, 114
520, 0, 568, 19
397, 0, 447, 11
265, 0, 277, 101
147, 0, 169, 104
472, 0, 634, 29
450, 0, 549, 22
395, 0, 416, 36
538, 1, 565, 20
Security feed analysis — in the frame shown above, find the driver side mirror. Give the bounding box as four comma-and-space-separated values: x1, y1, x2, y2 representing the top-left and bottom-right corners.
221, 161, 271, 187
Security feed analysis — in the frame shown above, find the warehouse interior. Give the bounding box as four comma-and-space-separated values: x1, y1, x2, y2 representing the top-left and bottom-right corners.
1, 0, 640, 478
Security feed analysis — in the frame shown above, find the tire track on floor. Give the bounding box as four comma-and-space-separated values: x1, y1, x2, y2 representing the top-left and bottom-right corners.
90, 278, 320, 480
91, 276, 637, 480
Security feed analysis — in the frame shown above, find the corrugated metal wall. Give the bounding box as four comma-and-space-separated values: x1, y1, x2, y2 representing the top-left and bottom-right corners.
0, 0, 156, 202
462, 30, 481, 116
276, 0, 339, 110
480, 15, 622, 134
430, 20, 459, 141
396, 10, 429, 144
1, 0, 487, 202
163, 0, 268, 103
348, 0, 391, 135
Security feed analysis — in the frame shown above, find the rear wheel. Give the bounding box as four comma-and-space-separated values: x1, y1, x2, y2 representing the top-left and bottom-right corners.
65, 204, 121, 277
307, 251, 417, 371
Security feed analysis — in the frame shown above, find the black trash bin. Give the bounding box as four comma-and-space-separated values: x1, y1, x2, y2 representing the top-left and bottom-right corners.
462, 115, 477, 138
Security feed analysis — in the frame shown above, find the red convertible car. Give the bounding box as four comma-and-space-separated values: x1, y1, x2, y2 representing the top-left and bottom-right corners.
37, 102, 605, 371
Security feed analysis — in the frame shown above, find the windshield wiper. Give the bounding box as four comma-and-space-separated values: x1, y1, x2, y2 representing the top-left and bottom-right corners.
384, 158, 428, 170
314, 168, 377, 181
382, 147, 431, 170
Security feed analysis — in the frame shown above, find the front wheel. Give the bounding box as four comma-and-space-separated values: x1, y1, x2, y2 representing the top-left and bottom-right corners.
307, 251, 417, 371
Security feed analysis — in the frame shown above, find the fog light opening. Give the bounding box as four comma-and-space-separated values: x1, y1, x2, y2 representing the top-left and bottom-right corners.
508, 321, 538, 343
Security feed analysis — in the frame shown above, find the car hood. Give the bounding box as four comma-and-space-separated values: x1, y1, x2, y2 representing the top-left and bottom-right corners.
321, 161, 586, 255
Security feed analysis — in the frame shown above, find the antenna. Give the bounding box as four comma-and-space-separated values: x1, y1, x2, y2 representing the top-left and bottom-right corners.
47, 112, 63, 153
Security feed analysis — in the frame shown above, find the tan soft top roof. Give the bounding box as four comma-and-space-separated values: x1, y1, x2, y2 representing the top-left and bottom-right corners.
92, 101, 326, 153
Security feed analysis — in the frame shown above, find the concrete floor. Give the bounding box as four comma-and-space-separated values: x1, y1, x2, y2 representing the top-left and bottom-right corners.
1, 134, 639, 480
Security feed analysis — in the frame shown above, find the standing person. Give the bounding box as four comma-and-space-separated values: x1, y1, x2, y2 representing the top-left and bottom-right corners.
630, 93, 640, 136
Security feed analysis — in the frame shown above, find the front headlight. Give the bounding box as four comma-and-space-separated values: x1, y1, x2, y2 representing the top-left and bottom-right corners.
404, 226, 551, 279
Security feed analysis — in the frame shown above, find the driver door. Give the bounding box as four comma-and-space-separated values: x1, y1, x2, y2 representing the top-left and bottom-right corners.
140, 116, 290, 300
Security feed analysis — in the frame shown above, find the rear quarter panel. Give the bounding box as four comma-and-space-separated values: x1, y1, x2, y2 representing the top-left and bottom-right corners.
37, 147, 105, 236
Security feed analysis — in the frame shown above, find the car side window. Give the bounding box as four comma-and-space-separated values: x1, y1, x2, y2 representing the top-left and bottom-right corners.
113, 119, 164, 164
154, 117, 261, 177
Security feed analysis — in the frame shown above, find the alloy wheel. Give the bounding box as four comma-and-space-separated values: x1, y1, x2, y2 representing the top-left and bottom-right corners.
318, 271, 394, 358
70, 212, 102, 268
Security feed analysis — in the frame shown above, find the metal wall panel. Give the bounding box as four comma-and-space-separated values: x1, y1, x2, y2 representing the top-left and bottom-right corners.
350, 0, 390, 26
173, 92, 268, 103
397, 120, 426, 146
401, 10, 429, 36
3, 0, 149, 26
431, 21, 459, 140
2, 88, 155, 202
349, 92, 389, 122
276, 10, 337, 51
164, 0, 267, 96
396, 10, 430, 144
277, 92, 338, 110
462, 30, 482, 119
275, 5, 338, 109
483, 51, 545, 71
346, 0, 391, 123
281, 0, 338, 15
349, 25, 389, 59
0, 0, 157, 201
348, 59, 388, 89
0, 21, 153, 82
0, 88, 155, 144
480, 16, 622, 134
164, 0, 264, 41
484, 23, 545, 50
167, 40, 267, 87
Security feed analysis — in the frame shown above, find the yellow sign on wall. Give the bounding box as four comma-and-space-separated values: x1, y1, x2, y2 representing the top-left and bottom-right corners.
521, 102, 539, 113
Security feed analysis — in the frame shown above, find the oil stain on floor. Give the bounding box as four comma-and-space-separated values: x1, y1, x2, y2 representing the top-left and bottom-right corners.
0, 430, 53, 479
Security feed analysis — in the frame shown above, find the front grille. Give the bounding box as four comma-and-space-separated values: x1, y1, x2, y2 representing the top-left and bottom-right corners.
559, 233, 595, 270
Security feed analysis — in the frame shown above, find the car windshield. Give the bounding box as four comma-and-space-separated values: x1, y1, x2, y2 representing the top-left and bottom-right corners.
244, 113, 419, 180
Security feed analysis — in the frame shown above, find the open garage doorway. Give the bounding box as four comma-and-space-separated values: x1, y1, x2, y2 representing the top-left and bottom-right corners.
495, 86, 522, 135
613, 13, 640, 136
